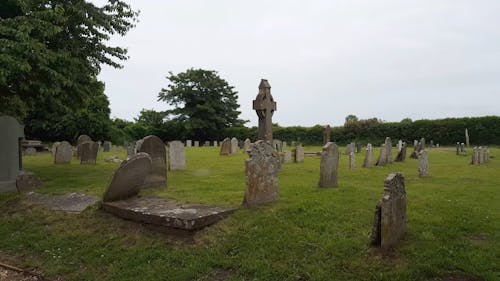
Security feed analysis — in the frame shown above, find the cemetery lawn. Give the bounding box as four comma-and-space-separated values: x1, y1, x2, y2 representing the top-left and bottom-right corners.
0, 147, 499, 281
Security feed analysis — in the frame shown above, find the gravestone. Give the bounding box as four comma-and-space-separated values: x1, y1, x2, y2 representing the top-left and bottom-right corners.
418, 150, 429, 177
318, 142, 340, 187
253, 79, 276, 141
471, 147, 479, 165
0, 116, 24, 193
127, 142, 136, 159
194, 141, 199, 147
375, 144, 387, 166
186, 140, 192, 147
397, 140, 403, 152
345, 142, 355, 155
76, 134, 92, 158
25, 147, 36, 156
80, 141, 98, 165
456, 142, 460, 155
16, 171, 43, 192
168, 141, 185, 171
478, 146, 484, 164
103, 141, 112, 152
282, 141, 287, 150
137, 135, 167, 188
282, 151, 292, 164
204, 141, 210, 147
272, 139, 282, 152
385, 137, 393, 164
430, 140, 434, 148
356, 143, 362, 154
465, 128, 470, 148
243, 138, 251, 153
103, 153, 152, 202
370, 173, 406, 249
230, 137, 239, 154
460, 143, 465, 153
363, 143, 373, 168
395, 142, 407, 162
243, 140, 281, 207
220, 138, 231, 155
213, 140, 218, 147
54, 141, 72, 164
293, 144, 305, 163
413, 140, 418, 147
420, 138, 426, 150
26, 192, 99, 213
51, 142, 61, 157
323, 125, 331, 145
349, 151, 355, 171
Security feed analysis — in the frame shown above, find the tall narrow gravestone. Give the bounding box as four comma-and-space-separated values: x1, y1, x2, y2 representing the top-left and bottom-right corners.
253, 79, 276, 141
230, 137, 239, 154
243, 138, 251, 153
418, 150, 429, 177
349, 152, 355, 171
168, 141, 185, 171
371, 173, 406, 249
395, 142, 407, 162
137, 135, 167, 188
465, 128, 470, 148
80, 141, 98, 164
103, 141, 112, 152
363, 143, 373, 168
323, 125, 331, 145
385, 137, 393, 164
375, 144, 387, 166
293, 144, 305, 163
220, 138, 231, 155
318, 142, 340, 187
54, 141, 72, 164
243, 140, 281, 207
0, 116, 24, 192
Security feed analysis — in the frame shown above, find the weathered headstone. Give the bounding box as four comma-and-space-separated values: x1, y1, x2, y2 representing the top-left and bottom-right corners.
272, 139, 282, 152
26, 192, 99, 213
478, 146, 485, 164
293, 144, 305, 163
253, 79, 276, 141
356, 143, 362, 154
471, 147, 479, 165
80, 141, 98, 165
103, 141, 112, 152
318, 142, 340, 187
230, 137, 239, 154
16, 171, 43, 192
375, 144, 387, 166
282, 151, 292, 164
345, 142, 355, 155
465, 128, 470, 148
397, 140, 403, 152
24, 147, 36, 156
349, 151, 355, 171
243, 138, 251, 153
76, 134, 91, 158
418, 150, 429, 177
127, 142, 136, 159
456, 142, 460, 155
395, 142, 407, 162
363, 143, 373, 168
282, 141, 287, 150
194, 141, 199, 147
213, 140, 218, 147
51, 142, 61, 157
220, 138, 231, 155
243, 140, 281, 207
370, 173, 407, 249
429, 140, 434, 148
385, 137, 393, 164
204, 141, 210, 147
54, 141, 72, 164
460, 143, 465, 153
323, 125, 331, 145
186, 140, 192, 147
168, 140, 185, 171
137, 135, 167, 188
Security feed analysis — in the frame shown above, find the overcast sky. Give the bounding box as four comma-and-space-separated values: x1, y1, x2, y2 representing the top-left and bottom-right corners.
96, 0, 500, 127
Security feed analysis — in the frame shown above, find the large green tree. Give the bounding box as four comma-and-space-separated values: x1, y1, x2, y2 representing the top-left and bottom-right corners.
158, 69, 246, 140
0, 0, 137, 140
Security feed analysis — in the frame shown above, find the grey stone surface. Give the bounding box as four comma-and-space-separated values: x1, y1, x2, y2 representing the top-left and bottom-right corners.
51, 142, 61, 157
24, 147, 36, 156
137, 135, 167, 188
76, 134, 92, 158
204, 141, 210, 147
103, 141, 112, 152
220, 138, 231, 155
385, 137, 393, 164
194, 141, 199, 147
418, 150, 429, 177
283, 151, 292, 164
323, 125, 331, 145
127, 142, 136, 159
54, 141, 72, 164
349, 151, 355, 171
456, 142, 460, 155
103, 153, 152, 202
395, 142, 407, 162
397, 140, 403, 152
104, 156, 122, 163
213, 140, 218, 147
186, 140, 192, 147
16, 171, 43, 192
80, 141, 98, 165
471, 147, 479, 165
318, 142, 340, 188
168, 140, 185, 171
0, 116, 24, 193
253, 79, 276, 141
103, 197, 235, 231
243, 140, 281, 207
282, 141, 287, 150
363, 143, 373, 168
375, 144, 387, 166
271, 139, 282, 152
230, 137, 239, 154
26, 192, 99, 213
370, 173, 407, 249
293, 144, 305, 163
465, 128, 470, 148
243, 138, 251, 153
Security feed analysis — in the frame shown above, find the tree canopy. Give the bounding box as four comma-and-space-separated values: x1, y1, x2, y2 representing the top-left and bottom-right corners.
158, 69, 247, 140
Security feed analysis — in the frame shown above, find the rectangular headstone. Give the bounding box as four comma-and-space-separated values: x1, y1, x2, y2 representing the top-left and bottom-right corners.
168, 140, 186, 171
0, 116, 24, 192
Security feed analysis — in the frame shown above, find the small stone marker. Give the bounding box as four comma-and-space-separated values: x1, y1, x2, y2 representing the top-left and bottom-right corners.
370, 173, 407, 249
323, 125, 331, 145
26, 192, 99, 213
293, 144, 305, 163
243, 138, 251, 153
230, 137, 239, 154
363, 143, 373, 168
204, 141, 210, 147
349, 151, 355, 171
103, 141, 112, 152
243, 140, 281, 207
375, 144, 387, 166
395, 142, 407, 162
137, 135, 167, 188
186, 140, 192, 147
24, 147, 36, 156
272, 139, 282, 152
282, 151, 292, 163
168, 140, 185, 171
253, 79, 276, 141
418, 150, 429, 177
456, 142, 460, 155
220, 138, 231, 155
16, 171, 43, 192
103, 153, 152, 202
213, 140, 218, 147
318, 142, 340, 187
54, 141, 72, 164
282, 141, 287, 150
194, 141, 199, 147
80, 141, 98, 165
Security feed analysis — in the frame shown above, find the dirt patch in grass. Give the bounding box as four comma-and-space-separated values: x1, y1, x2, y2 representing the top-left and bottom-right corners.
468, 234, 489, 245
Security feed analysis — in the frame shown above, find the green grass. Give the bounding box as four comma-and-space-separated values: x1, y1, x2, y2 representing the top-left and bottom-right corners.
0, 146, 499, 281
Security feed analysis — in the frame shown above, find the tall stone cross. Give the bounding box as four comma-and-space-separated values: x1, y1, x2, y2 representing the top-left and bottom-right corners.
253, 79, 276, 141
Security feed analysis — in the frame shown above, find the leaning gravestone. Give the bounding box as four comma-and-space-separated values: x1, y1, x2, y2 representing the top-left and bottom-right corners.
418, 150, 429, 177
0, 116, 25, 193
103, 141, 112, 152
370, 173, 407, 249
363, 143, 373, 168
230, 137, 239, 154
80, 141, 98, 165
375, 144, 387, 166
243, 140, 281, 207
318, 142, 339, 188
293, 144, 305, 163
168, 140, 185, 171
220, 138, 231, 155
395, 142, 407, 162
54, 141, 72, 164
137, 135, 167, 188
243, 138, 251, 153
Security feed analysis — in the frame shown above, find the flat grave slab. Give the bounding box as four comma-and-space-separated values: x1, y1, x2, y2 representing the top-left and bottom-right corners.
25, 192, 99, 213
102, 197, 235, 231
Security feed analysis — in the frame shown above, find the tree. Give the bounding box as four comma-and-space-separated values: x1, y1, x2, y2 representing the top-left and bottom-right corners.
158, 69, 247, 140
344, 114, 359, 126
0, 0, 138, 139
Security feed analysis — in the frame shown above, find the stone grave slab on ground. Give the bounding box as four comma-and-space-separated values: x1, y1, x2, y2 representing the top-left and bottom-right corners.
0, 115, 24, 193
318, 142, 339, 188
168, 140, 186, 171
137, 135, 167, 188
26, 192, 99, 213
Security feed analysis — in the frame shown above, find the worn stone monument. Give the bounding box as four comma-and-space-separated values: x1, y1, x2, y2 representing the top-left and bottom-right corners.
194, 141, 199, 147
363, 143, 373, 168
243, 140, 281, 207
243, 138, 251, 153
465, 128, 470, 148
370, 173, 407, 249
230, 137, 239, 154
54, 141, 72, 164
375, 144, 387, 166
80, 141, 98, 164
168, 140, 186, 171
253, 79, 276, 141
456, 142, 460, 155
220, 138, 231, 155
76, 134, 92, 158
137, 135, 167, 188
51, 142, 61, 157
0, 116, 24, 192
323, 125, 331, 145
349, 152, 355, 171
186, 140, 192, 147
385, 137, 393, 164
395, 142, 407, 162
418, 150, 429, 177
318, 142, 340, 187
282, 151, 292, 164
293, 144, 305, 163
103, 141, 112, 152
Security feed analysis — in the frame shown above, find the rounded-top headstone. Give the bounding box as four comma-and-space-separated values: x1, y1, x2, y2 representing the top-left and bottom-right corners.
54, 141, 72, 164
103, 153, 152, 202
77, 135, 92, 145
137, 135, 166, 188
